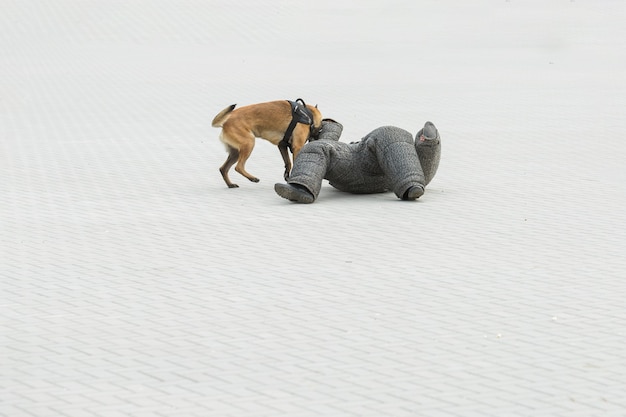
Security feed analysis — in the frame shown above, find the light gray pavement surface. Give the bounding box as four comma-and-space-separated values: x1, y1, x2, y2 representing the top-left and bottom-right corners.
2, 1, 626, 416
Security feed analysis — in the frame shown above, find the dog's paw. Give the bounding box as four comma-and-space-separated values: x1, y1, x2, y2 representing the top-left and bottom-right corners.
228, 183, 239, 188
249, 177, 260, 183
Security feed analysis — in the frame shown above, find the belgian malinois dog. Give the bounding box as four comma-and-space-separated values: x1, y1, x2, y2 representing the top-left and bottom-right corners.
212, 99, 322, 188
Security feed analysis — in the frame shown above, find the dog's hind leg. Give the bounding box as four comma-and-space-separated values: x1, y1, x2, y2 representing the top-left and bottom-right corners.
234, 141, 260, 184
220, 146, 240, 188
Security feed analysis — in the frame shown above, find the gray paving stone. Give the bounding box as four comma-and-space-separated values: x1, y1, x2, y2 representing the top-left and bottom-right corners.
3, 1, 626, 416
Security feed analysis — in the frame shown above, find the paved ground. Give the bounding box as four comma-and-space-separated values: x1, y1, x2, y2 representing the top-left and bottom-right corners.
2, 1, 626, 416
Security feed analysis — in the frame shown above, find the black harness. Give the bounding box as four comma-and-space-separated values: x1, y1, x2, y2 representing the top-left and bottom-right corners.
279, 98, 314, 152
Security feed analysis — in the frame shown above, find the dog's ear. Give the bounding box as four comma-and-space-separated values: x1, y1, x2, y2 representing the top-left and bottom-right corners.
315, 104, 318, 108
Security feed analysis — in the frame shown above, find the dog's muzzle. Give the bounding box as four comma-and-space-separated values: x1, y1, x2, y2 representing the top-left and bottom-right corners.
311, 119, 343, 142
309, 125, 322, 141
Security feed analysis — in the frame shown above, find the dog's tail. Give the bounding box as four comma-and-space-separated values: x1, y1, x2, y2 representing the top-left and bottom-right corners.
211, 104, 236, 127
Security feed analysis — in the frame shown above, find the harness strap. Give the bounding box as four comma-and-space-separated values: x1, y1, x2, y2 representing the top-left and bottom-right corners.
279, 98, 313, 152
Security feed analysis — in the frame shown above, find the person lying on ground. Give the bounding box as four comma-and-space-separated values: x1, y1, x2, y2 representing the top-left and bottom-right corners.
274, 118, 441, 203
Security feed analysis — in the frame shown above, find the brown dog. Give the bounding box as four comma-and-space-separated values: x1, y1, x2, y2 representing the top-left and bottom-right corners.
212, 99, 322, 188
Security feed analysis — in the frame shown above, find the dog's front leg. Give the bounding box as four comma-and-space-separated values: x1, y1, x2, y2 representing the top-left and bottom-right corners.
278, 144, 292, 180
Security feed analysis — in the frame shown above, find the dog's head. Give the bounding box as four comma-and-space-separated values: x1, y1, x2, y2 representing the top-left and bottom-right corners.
312, 118, 343, 142
306, 104, 323, 140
